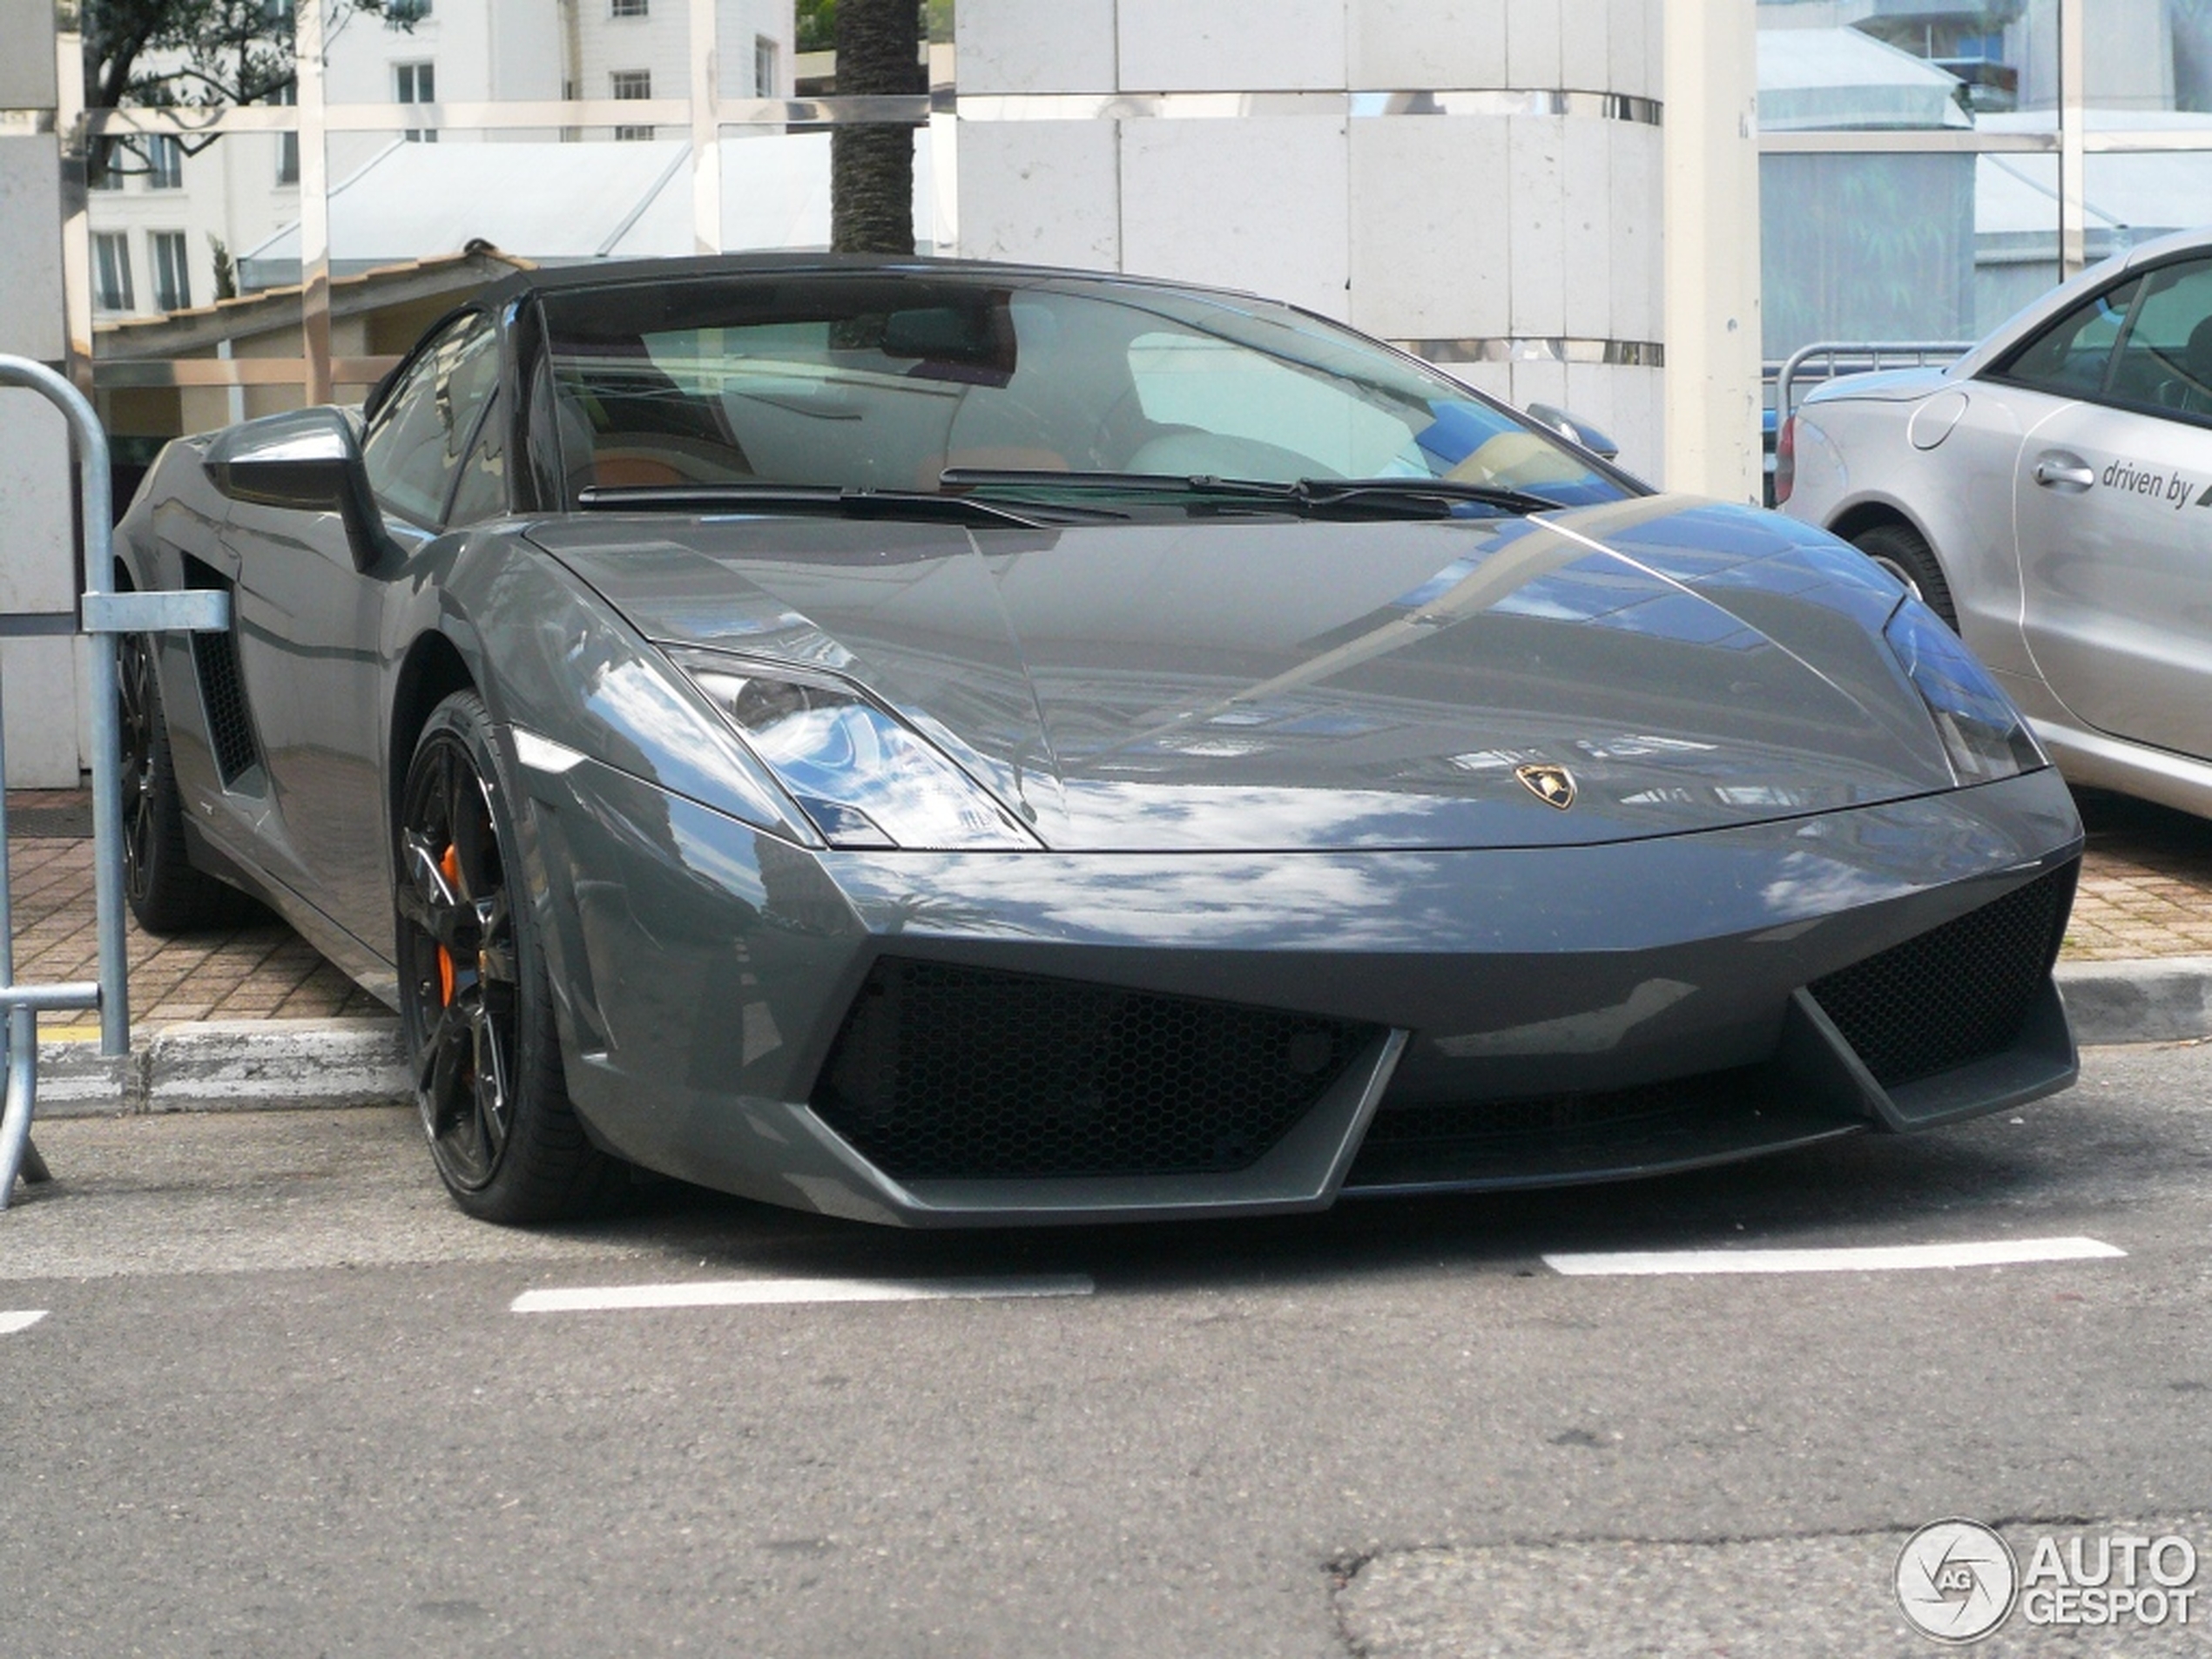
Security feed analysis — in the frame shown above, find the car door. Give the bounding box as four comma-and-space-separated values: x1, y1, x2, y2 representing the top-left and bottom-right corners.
2007, 255, 2212, 760
226, 312, 502, 947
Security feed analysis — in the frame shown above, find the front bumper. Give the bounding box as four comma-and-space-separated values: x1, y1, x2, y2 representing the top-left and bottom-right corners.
516, 753, 2082, 1226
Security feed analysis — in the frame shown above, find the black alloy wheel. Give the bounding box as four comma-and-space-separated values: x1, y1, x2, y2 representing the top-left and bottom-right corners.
116, 630, 257, 932
396, 691, 618, 1222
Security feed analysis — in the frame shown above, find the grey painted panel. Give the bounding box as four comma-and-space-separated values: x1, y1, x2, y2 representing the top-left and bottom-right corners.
0, 138, 64, 361
0, 0, 57, 109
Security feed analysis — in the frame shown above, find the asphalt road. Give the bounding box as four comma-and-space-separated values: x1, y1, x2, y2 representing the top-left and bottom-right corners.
4, 1042, 2211, 1658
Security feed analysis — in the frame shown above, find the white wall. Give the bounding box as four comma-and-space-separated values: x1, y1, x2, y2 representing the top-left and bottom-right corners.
953, 0, 1669, 481
0, 2, 86, 788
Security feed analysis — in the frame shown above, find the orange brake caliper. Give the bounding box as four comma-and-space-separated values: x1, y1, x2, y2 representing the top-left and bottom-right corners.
435, 844, 462, 1006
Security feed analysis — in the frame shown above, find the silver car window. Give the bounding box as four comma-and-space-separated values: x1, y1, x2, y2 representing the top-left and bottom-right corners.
1995, 276, 2142, 399
2107, 259, 2212, 421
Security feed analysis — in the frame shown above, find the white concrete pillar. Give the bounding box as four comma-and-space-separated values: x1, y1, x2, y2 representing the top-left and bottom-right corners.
1661, 0, 1762, 502
954, 0, 1669, 482
0, 0, 85, 786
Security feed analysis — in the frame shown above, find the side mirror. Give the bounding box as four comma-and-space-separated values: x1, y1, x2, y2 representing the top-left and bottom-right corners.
202, 407, 395, 570
1523, 401, 1622, 462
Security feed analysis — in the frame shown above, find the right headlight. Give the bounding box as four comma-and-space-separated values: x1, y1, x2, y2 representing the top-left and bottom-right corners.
1882, 601, 2047, 785
673, 651, 1038, 850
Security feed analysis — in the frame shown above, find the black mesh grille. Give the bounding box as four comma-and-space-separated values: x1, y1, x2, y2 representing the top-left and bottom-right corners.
812, 958, 1379, 1180
1342, 1064, 1846, 1191
1809, 861, 2075, 1088
182, 557, 257, 786
1360, 1073, 1720, 1150
192, 628, 256, 785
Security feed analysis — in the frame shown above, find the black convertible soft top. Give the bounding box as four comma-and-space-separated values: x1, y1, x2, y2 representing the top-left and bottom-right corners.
475, 251, 1257, 308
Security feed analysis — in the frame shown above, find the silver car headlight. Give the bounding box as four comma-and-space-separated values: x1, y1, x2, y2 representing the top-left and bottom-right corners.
674, 651, 1037, 850
1882, 601, 2047, 785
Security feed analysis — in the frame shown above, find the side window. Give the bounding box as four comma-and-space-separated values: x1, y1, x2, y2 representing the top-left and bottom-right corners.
445, 394, 507, 524
2107, 259, 2212, 419
361, 317, 501, 526
1997, 277, 2141, 398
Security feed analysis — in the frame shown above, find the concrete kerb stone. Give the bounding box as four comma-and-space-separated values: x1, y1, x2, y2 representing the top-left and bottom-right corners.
2054, 954, 2212, 1048
37, 1018, 406, 1116
16, 958, 2212, 1119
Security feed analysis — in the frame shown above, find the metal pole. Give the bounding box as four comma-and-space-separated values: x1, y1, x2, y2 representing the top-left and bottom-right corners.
0, 683, 18, 1203
0, 357, 130, 1061
0, 1008, 36, 1204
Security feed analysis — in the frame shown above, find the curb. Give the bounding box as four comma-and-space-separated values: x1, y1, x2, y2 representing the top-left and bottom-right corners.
2054, 955, 2212, 1048
22, 961, 2212, 1117
38, 1018, 406, 1117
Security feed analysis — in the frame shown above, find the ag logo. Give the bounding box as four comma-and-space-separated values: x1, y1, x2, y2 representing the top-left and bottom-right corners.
1515, 762, 1577, 810
1896, 1520, 2019, 1642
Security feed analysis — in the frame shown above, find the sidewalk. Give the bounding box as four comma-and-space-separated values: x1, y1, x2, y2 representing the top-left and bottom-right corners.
6, 791, 382, 1031
5, 784, 2210, 1114
2066, 789, 2212, 960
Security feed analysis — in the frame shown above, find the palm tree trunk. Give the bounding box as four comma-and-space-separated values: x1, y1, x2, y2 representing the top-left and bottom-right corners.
830, 0, 920, 255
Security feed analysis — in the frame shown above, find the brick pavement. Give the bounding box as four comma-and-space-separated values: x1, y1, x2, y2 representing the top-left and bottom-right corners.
2067, 789, 2212, 961
5, 785, 2209, 1031
5, 792, 383, 1030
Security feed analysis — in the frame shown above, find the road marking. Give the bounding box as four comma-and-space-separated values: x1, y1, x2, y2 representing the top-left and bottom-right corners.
512, 1274, 1095, 1313
0, 1310, 49, 1334
1544, 1236, 2126, 1278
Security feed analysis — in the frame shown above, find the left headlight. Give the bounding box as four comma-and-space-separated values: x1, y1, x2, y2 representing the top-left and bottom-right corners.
673, 650, 1038, 850
1883, 601, 2047, 785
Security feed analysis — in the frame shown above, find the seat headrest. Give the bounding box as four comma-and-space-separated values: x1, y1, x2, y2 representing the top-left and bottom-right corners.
2187, 314, 2212, 380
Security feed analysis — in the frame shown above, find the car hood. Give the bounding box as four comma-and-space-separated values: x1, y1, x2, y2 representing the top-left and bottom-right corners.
529, 495, 1963, 852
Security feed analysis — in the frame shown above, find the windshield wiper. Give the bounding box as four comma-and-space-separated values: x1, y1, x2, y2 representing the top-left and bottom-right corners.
575, 482, 1126, 528
938, 468, 1561, 517
1292, 476, 1564, 515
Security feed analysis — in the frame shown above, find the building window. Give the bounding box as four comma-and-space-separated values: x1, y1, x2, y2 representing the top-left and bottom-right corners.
88, 150, 121, 190
146, 135, 185, 189
275, 80, 299, 184
611, 69, 651, 140
396, 60, 436, 142
151, 231, 192, 311
753, 34, 778, 97
610, 0, 647, 16
91, 233, 134, 313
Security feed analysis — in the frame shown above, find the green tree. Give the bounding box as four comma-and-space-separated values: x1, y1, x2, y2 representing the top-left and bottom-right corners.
79, 0, 398, 179
796, 0, 833, 53
207, 233, 236, 300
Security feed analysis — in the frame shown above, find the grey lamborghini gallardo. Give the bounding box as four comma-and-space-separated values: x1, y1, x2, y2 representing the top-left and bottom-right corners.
113, 257, 2082, 1225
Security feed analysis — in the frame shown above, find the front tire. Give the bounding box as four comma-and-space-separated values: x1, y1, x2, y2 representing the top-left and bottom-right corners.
396, 690, 619, 1223
1852, 522, 1959, 631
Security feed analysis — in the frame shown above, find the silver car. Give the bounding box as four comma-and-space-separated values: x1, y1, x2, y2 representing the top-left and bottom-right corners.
1780, 225, 2212, 818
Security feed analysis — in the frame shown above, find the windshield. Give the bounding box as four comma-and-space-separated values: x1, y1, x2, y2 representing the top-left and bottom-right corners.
536, 273, 1631, 514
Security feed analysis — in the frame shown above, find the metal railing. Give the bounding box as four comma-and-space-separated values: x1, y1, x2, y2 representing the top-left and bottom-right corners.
1771, 341, 1976, 433
0, 354, 230, 1209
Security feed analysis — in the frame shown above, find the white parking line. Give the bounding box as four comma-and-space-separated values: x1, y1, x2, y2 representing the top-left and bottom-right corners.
512, 1274, 1095, 1313
0, 1310, 49, 1334
1544, 1236, 2126, 1278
